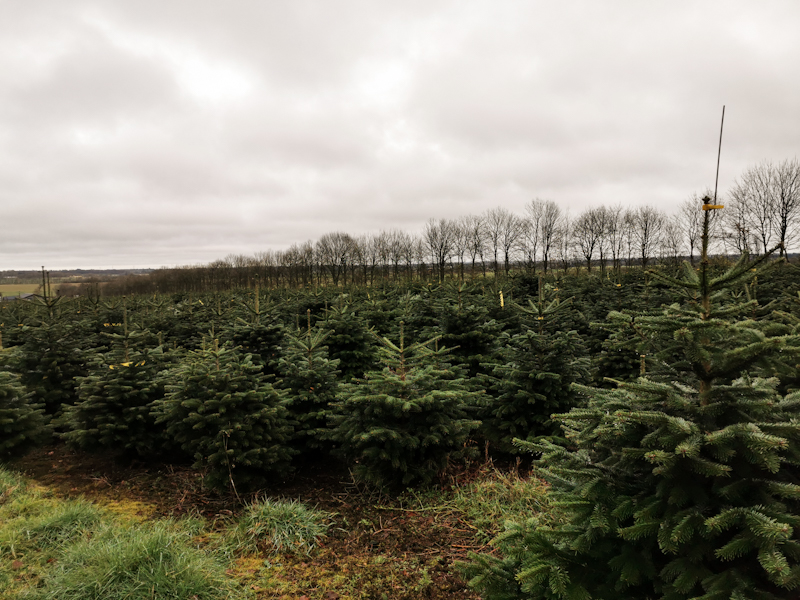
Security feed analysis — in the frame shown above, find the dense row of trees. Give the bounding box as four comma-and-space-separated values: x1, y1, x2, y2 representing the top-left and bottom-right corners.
87, 158, 799, 296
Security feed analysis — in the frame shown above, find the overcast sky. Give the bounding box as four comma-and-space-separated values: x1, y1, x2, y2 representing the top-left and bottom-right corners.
1, 1, 799, 270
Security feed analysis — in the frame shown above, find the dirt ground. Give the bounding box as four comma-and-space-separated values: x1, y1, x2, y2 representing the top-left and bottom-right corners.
10, 445, 490, 599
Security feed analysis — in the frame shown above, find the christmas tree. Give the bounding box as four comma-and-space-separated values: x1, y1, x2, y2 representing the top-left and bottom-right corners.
329, 323, 481, 487
481, 281, 589, 452
465, 200, 800, 599
154, 341, 295, 493
277, 310, 341, 453
322, 302, 378, 382
0, 362, 49, 458
60, 304, 174, 459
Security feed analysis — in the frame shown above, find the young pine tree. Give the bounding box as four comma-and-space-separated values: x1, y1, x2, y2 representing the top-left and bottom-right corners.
329, 324, 481, 488
466, 201, 800, 599
154, 341, 295, 492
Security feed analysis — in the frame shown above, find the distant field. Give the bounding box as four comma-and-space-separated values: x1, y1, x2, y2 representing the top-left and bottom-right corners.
0, 283, 41, 296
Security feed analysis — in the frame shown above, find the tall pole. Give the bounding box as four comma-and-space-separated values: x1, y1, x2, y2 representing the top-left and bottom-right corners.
713, 106, 725, 204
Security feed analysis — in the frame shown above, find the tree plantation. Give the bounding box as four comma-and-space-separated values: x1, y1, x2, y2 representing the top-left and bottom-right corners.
3, 204, 800, 598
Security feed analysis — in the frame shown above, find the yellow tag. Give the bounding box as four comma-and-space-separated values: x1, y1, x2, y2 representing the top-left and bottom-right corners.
702, 204, 724, 210
537, 316, 544, 320
616, 284, 621, 287
199, 300, 204, 305
500, 291, 504, 308
109, 365, 115, 370
120, 362, 131, 367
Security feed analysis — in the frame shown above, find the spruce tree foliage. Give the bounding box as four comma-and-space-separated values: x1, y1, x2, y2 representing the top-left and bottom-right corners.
154, 342, 295, 492
481, 279, 589, 452
465, 204, 800, 599
277, 310, 341, 453
0, 367, 49, 458
322, 302, 378, 382
329, 324, 481, 488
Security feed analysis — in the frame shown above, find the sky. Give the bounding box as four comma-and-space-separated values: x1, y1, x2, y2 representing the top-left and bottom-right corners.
1, 1, 799, 270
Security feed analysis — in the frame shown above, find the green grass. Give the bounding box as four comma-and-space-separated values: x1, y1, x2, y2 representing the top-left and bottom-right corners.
0, 284, 42, 297
0, 467, 240, 600
225, 497, 332, 556
21, 522, 236, 600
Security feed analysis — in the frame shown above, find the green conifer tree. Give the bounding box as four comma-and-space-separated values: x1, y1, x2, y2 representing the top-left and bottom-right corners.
481, 279, 589, 451
61, 305, 174, 459
154, 341, 295, 492
329, 324, 481, 487
0, 367, 49, 458
322, 302, 378, 382
277, 310, 341, 452
465, 201, 800, 599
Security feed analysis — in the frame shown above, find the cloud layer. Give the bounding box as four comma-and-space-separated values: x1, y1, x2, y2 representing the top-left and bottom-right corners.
2, 1, 799, 268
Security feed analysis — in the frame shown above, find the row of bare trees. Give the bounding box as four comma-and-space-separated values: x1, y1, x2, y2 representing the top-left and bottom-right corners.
102, 159, 799, 295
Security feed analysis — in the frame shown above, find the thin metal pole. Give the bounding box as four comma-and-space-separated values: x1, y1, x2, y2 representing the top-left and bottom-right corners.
713, 105, 725, 203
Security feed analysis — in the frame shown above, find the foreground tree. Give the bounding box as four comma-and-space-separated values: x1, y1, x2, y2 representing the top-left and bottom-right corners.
465, 203, 800, 599
155, 342, 294, 492
329, 325, 481, 488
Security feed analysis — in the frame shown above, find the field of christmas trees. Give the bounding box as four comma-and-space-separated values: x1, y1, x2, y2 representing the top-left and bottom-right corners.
2, 214, 800, 598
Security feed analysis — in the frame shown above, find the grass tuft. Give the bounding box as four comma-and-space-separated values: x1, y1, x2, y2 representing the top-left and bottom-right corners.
0, 467, 24, 504
227, 498, 332, 555
21, 521, 236, 600
19, 498, 103, 549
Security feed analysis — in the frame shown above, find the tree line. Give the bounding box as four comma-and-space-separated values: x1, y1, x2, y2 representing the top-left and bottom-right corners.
95, 158, 799, 296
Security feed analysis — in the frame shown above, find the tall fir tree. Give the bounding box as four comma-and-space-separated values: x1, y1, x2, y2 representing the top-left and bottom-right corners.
465, 199, 800, 599
329, 323, 481, 488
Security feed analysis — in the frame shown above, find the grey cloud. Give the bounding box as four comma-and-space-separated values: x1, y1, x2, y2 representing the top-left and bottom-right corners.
1, 1, 799, 269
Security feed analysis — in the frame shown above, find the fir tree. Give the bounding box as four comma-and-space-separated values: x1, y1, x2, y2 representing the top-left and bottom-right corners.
329, 324, 481, 488
277, 310, 341, 453
322, 302, 378, 382
465, 201, 800, 599
481, 278, 589, 451
0, 366, 49, 458
60, 305, 174, 459
154, 341, 295, 493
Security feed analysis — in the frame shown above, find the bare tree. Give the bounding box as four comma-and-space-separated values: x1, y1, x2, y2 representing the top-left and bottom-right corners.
604, 204, 625, 273
521, 199, 544, 271
771, 158, 800, 257
424, 218, 456, 283
634, 206, 665, 268
573, 207, 606, 273
451, 217, 470, 280
483, 208, 504, 276
661, 216, 684, 265
462, 214, 487, 278
729, 165, 776, 254
316, 232, 356, 286
540, 200, 562, 274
